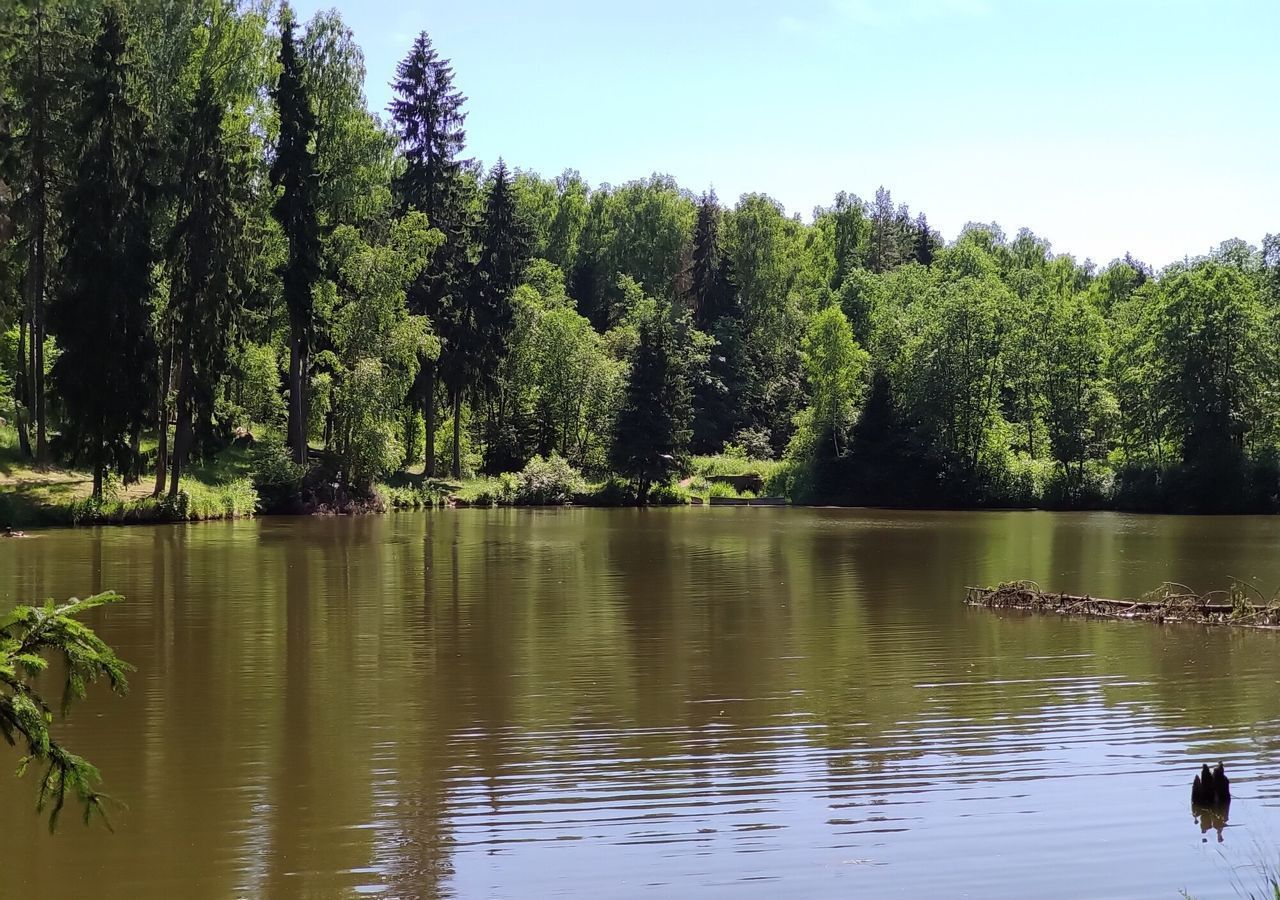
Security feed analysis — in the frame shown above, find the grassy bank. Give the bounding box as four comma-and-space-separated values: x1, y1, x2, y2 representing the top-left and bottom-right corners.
0, 426, 257, 527
1, 427, 786, 528
385, 454, 783, 509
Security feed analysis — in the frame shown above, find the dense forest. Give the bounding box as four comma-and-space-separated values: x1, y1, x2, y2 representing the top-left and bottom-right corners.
3, 0, 1280, 514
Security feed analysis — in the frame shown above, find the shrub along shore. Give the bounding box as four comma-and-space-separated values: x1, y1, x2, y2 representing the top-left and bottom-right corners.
0, 426, 783, 527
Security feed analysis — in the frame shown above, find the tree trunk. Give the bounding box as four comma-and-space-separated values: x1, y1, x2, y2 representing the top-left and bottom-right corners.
288, 326, 306, 464
27, 290, 38, 456
92, 425, 103, 500
302, 346, 311, 456
451, 388, 461, 480
30, 3, 48, 464
127, 423, 141, 485
169, 361, 193, 500
153, 326, 173, 496
423, 362, 437, 477
14, 313, 31, 457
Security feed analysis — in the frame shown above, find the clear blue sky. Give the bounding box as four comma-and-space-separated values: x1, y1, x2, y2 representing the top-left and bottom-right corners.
289, 0, 1280, 268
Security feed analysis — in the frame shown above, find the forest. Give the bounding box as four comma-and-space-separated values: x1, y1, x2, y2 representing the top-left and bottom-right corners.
3, 0, 1280, 516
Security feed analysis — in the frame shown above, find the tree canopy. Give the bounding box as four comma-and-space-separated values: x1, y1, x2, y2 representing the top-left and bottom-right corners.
1, 2, 1278, 512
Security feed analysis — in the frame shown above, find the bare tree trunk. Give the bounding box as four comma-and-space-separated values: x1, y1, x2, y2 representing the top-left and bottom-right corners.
27, 289, 38, 452
302, 346, 310, 456
169, 360, 192, 499
423, 362, 437, 477
30, 0, 49, 464
92, 424, 103, 499
153, 324, 173, 495
127, 422, 141, 485
288, 326, 305, 464
14, 313, 31, 457
451, 388, 461, 480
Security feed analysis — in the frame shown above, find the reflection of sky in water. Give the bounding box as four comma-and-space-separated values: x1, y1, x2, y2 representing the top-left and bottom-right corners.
1, 509, 1279, 899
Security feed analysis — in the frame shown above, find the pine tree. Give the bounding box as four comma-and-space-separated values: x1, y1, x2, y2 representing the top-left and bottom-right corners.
610, 307, 692, 503
48, 4, 156, 499
270, 5, 321, 466
388, 31, 470, 476
166, 78, 250, 499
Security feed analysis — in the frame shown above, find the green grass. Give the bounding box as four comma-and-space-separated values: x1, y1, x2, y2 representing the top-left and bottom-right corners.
0, 427, 260, 527
377, 471, 450, 509
690, 453, 781, 481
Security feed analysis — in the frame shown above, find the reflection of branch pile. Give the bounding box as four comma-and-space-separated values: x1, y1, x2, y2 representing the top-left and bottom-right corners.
965, 580, 1280, 628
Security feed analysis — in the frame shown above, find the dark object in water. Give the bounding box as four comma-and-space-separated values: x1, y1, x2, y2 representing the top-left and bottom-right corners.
1191, 761, 1230, 806
1213, 761, 1230, 803
965, 582, 1280, 629
1192, 764, 1213, 804
1192, 799, 1229, 843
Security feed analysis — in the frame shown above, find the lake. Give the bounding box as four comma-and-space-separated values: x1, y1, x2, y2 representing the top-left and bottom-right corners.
2, 508, 1279, 899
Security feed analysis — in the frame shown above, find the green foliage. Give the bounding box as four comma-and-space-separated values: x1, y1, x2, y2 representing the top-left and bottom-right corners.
6, 6, 1280, 514
251, 438, 305, 497
707, 480, 746, 499
49, 5, 158, 497
234, 343, 286, 426
690, 453, 781, 481
800, 305, 869, 455
610, 303, 692, 502
301, 9, 395, 229
646, 482, 688, 506
326, 213, 440, 490
1, 592, 131, 830
509, 453, 585, 505
270, 6, 322, 465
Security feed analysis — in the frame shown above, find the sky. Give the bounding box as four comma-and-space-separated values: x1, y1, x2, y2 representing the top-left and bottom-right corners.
288, 0, 1280, 268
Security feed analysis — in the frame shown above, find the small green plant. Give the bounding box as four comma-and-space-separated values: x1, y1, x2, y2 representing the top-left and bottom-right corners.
647, 482, 688, 505
158, 490, 191, 521
251, 443, 307, 511
707, 481, 741, 499
587, 478, 635, 506
511, 454, 585, 505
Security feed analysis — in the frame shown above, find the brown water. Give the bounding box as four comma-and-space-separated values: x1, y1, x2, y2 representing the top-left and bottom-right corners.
2, 508, 1280, 899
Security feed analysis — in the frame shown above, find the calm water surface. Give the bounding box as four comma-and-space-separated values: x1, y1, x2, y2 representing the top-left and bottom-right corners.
2, 508, 1280, 899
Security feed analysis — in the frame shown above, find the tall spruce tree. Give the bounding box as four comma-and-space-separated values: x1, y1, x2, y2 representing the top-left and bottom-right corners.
270, 5, 321, 466
446, 159, 529, 478
388, 31, 470, 476
687, 191, 735, 330
685, 191, 739, 451
7, 0, 78, 462
868, 186, 897, 274
166, 78, 250, 499
610, 307, 692, 503
48, 4, 156, 499
913, 212, 938, 266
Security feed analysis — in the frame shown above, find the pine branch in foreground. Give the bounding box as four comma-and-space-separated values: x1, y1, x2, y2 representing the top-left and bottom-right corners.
0, 591, 131, 830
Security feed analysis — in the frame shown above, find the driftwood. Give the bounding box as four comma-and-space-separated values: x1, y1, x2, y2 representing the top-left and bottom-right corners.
965, 581, 1280, 629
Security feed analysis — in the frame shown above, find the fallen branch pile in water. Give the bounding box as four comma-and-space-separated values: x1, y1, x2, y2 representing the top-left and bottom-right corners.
964, 580, 1280, 629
